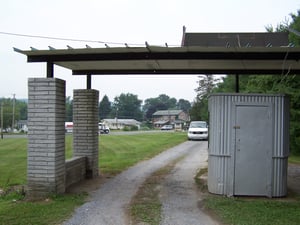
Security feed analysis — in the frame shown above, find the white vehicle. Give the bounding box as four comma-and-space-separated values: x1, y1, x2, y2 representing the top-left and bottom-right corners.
99, 123, 110, 134
65, 122, 73, 133
187, 121, 208, 140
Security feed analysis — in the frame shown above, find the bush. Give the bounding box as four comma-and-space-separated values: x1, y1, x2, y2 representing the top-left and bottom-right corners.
123, 125, 139, 131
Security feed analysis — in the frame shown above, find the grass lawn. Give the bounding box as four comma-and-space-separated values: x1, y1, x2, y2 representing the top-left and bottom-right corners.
289, 154, 300, 164
0, 138, 27, 187
98, 132, 187, 174
204, 195, 300, 225
194, 164, 300, 225
1, 133, 300, 225
0, 131, 187, 225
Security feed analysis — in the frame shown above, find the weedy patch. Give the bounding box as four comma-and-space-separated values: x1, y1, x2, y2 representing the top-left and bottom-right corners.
129, 157, 184, 225
194, 167, 208, 192
195, 167, 300, 225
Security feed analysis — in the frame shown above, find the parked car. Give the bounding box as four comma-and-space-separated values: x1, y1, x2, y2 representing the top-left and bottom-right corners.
99, 123, 110, 134
187, 121, 208, 140
161, 125, 173, 130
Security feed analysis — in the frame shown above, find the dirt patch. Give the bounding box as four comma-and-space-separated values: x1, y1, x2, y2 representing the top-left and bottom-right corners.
66, 174, 112, 195
196, 163, 300, 197
129, 158, 180, 225
288, 163, 300, 195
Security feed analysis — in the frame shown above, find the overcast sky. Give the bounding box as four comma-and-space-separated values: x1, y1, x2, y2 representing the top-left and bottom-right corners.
0, 0, 299, 103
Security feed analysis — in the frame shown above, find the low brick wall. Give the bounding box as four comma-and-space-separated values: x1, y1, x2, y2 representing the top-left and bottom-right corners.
65, 157, 87, 188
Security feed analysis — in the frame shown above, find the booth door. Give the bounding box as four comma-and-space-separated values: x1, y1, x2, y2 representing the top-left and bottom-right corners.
234, 104, 272, 196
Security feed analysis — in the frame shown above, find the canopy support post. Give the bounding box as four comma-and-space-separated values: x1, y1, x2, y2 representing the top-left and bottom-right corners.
87, 74, 91, 89
47, 62, 54, 78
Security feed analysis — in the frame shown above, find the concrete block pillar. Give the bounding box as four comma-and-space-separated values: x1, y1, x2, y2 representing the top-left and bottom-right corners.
27, 78, 66, 198
73, 89, 99, 178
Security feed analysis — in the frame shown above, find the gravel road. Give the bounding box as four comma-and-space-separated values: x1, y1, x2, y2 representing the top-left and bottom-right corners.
160, 141, 218, 225
63, 141, 218, 225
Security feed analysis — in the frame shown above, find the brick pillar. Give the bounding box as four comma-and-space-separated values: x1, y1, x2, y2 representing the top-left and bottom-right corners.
27, 78, 66, 199
73, 89, 99, 178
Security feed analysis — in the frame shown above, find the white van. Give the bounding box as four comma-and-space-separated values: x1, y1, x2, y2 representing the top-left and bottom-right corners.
187, 121, 208, 140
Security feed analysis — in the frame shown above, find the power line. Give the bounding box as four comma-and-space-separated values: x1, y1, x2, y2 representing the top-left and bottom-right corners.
0, 31, 108, 43
0, 31, 178, 47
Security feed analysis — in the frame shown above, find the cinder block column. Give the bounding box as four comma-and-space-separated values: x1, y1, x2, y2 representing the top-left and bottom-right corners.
73, 89, 99, 178
27, 78, 66, 199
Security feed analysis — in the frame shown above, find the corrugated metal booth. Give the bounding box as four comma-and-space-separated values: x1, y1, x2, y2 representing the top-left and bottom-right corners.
208, 93, 289, 197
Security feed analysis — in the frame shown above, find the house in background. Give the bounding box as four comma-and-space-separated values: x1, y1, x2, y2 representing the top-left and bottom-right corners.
152, 110, 189, 130
17, 120, 28, 133
102, 118, 141, 130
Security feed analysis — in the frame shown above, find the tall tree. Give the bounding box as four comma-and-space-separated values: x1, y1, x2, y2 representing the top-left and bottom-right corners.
177, 99, 191, 112
111, 93, 143, 121
143, 94, 178, 120
190, 75, 220, 121
99, 95, 112, 120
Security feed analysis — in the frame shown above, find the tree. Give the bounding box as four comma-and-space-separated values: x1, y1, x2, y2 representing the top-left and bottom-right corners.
289, 10, 300, 46
111, 93, 143, 121
17, 100, 27, 120
194, 75, 217, 99
0, 98, 28, 130
190, 75, 221, 121
99, 95, 112, 120
177, 99, 191, 112
143, 94, 178, 120
265, 9, 300, 46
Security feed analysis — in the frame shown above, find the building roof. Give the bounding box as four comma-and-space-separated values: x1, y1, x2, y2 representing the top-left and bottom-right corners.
15, 44, 300, 75
153, 120, 169, 125
103, 119, 141, 125
182, 32, 289, 47
153, 110, 183, 116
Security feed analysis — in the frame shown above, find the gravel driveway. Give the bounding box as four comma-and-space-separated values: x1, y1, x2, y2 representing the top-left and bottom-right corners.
160, 141, 218, 225
63, 141, 217, 225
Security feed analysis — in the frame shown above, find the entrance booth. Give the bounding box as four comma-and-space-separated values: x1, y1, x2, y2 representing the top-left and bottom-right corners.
208, 93, 289, 197
15, 31, 300, 198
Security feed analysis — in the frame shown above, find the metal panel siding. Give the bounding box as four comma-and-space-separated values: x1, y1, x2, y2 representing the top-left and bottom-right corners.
208, 156, 229, 194
208, 93, 289, 197
272, 158, 288, 196
208, 95, 233, 195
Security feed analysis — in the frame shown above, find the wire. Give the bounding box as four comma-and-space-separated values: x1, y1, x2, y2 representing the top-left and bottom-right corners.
0, 31, 179, 47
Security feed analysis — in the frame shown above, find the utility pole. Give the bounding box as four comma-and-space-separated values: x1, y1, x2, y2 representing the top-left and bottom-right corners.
12, 94, 15, 132
1, 101, 3, 139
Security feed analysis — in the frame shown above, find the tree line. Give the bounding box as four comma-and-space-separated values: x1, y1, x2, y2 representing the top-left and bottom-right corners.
1, 93, 192, 131
71, 93, 192, 123
0, 98, 27, 131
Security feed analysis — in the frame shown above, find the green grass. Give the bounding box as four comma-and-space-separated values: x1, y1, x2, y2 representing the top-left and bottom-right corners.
289, 155, 300, 164
194, 166, 300, 225
98, 132, 187, 174
0, 192, 86, 225
0, 132, 187, 225
0, 138, 27, 187
204, 195, 300, 225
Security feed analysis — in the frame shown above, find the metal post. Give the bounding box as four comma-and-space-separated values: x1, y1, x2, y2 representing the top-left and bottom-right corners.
87, 74, 91, 89
12, 94, 15, 132
235, 74, 239, 93
47, 62, 54, 78
1, 101, 3, 139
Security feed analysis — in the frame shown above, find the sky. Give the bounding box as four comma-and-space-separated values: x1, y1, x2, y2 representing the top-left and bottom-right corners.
0, 0, 299, 103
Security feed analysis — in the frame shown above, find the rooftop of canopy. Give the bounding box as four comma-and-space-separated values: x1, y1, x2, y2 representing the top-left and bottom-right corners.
14, 32, 300, 76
